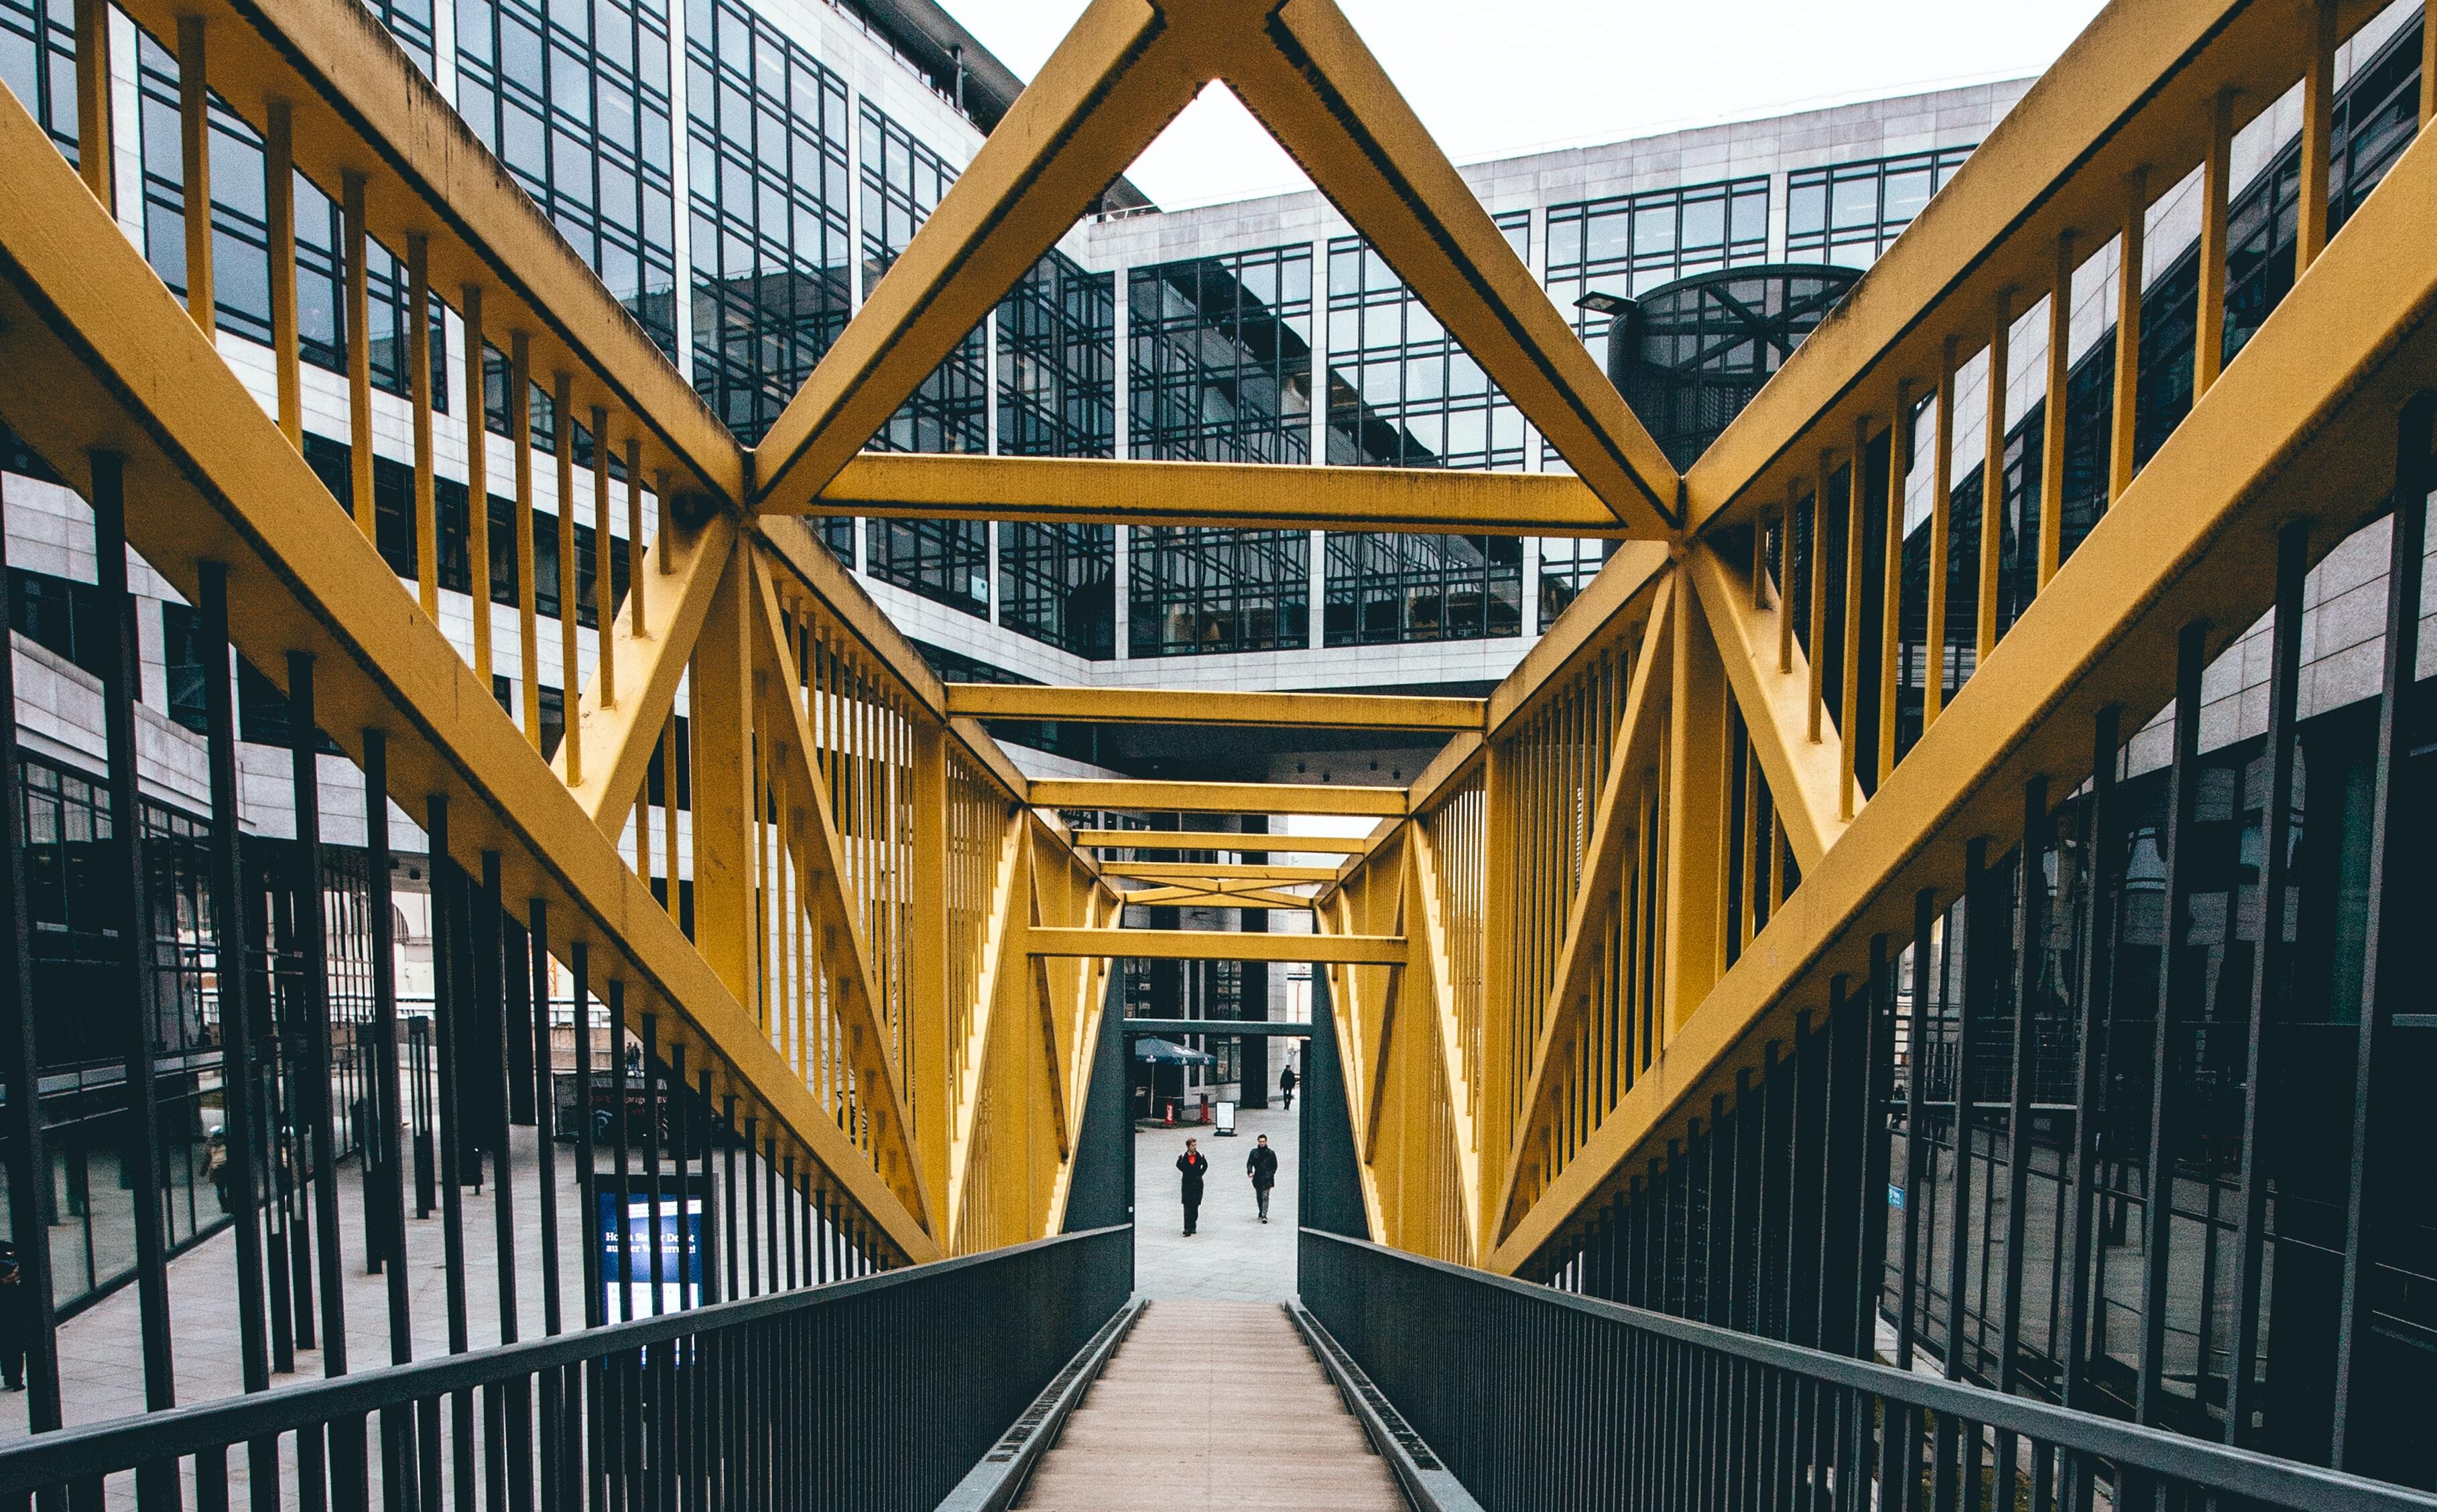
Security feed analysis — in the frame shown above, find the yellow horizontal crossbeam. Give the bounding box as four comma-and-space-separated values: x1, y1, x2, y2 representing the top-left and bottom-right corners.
1030, 779, 1408, 818
808, 453, 1626, 537
1102, 861, 1341, 883
1115, 885, 1316, 911
1072, 830, 1377, 855
944, 684, 1486, 731
1027, 928, 1405, 965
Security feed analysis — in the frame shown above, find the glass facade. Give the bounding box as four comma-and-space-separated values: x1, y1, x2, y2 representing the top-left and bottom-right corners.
1128, 245, 1313, 463
1546, 176, 1770, 324
998, 249, 1116, 458
1322, 532, 1521, 647
454, 0, 679, 355
684, 0, 852, 442
999, 522, 1114, 658
1129, 528, 1308, 657
1325, 214, 1529, 469
0, 0, 78, 162
1786, 145, 1971, 267
866, 516, 989, 617
859, 99, 986, 454
1538, 537, 1617, 631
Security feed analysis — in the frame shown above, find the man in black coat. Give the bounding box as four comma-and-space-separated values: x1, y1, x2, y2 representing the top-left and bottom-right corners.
1176, 1139, 1208, 1235
1245, 1134, 1279, 1222
1279, 1064, 1298, 1111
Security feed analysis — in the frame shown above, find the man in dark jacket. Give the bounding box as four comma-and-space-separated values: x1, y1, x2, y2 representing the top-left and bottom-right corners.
1245, 1134, 1279, 1222
1176, 1138, 1209, 1235
1279, 1064, 1298, 1111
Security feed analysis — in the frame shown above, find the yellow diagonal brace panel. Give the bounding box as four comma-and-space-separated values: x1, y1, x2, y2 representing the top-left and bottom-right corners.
1029, 929, 1406, 965
1686, 544, 1847, 871
1029, 779, 1407, 817
945, 683, 1486, 731
1102, 862, 1342, 883
755, 0, 1204, 507
1115, 887, 1316, 911
808, 452, 1625, 536
1221, 0, 1680, 534
1684, 0, 2391, 533
136, 0, 739, 498
1493, 119, 2437, 1272
554, 513, 733, 831
0, 95, 931, 1259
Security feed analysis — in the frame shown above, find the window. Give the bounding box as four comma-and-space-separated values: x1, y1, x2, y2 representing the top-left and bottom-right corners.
135, 33, 445, 405
998, 249, 1115, 458
1538, 538, 1617, 631
865, 518, 989, 617
237, 653, 340, 752
1326, 215, 1527, 470
999, 522, 1114, 657
11, 569, 125, 689
0, 0, 79, 164
492, 674, 566, 758
1324, 532, 1521, 647
363, 0, 437, 75
1129, 245, 1312, 463
1786, 147, 1971, 268
684, 0, 851, 442
160, 602, 210, 735
456, 0, 678, 356
1129, 528, 1308, 657
859, 101, 986, 454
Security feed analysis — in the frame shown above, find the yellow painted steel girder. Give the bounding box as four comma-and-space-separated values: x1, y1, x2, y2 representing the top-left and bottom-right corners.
1114, 885, 1316, 911
944, 682, 1486, 731
1493, 117, 2437, 1271
1685, 544, 1847, 872
1217, 0, 1678, 533
1684, 0, 2393, 536
1101, 861, 1342, 883
754, 0, 1208, 509
1029, 779, 1408, 818
805, 452, 1626, 537
0, 95, 936, 1260
1028, 928, 1405, 965
1071, 829, 1374, 855
139, 0, 740, 500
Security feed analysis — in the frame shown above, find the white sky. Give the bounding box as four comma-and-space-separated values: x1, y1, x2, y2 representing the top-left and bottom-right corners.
944, 1, 2110, 209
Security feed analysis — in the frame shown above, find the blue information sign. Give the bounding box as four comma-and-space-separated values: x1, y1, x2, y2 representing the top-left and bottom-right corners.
593, 1174, 708, 1322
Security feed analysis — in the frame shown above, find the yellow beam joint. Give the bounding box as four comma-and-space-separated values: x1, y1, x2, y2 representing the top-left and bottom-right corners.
806, 452, 1627, 538
1116, 885, 1316, 911
1028, 779, 1408, 818
1687, 545, 1847, 872
1028, 928, 1407, 966
944, 683, 1485, 731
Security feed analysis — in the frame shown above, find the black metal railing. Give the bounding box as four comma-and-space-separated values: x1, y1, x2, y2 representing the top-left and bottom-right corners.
0, 1224, 1131, 1511
1300, 1229, 2437, 1512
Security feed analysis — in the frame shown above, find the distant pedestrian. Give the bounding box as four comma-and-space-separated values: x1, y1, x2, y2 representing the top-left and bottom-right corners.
1279, 1064, 1298, 1111
1176, 1138, 1208, 1236
1245, 1134, 1278, 1222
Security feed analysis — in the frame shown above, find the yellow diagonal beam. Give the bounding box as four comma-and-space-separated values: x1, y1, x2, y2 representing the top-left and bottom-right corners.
948, 814, 1031, 1246
806, 452, 1625, 536
1115, 885, 1316, 911
1404, 820, 1483, 1254
1492, 117, 2437, 1271
1687, 544, 1847, 871
0, 93, 931, 1259
1221, 0, 1680, 534
1490, 575, 1671, 1244
754, 0, 1206, 508
139, 0, 739, 499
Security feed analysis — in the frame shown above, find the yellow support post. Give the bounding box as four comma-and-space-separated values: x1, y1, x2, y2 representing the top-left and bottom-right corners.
265, 99, 300, 448
343, 172, 374, 539
555, 371, 580, 786
2109, 168, 2147, 507
627, 441, 647, 639
1807, 453, 1830, 742
2297, 0, 2337, 271
512, 331, 540, 745
1925, 337, 1956, 729
1877, 381, 1910, 783
72, 0, 109, 208
1662, 570, 1727, 1034
2039, 233, 2073, 590
688, 544, 755, 1007
1840, 412, 1868, 819
591, 405, 615, 706
408, 235, 437, 617
1776, 495, 1796, 675
463, 284, 492, 681
1979, 290, 2012, 664
176, 15, 212, 336
909, 721, 952, 1206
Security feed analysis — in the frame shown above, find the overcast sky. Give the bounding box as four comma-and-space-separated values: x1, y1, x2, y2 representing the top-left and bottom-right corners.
943, 1, 2110, 208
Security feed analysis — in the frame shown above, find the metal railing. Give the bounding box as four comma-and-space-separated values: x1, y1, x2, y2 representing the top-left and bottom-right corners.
0, 1225, 1131, 1510
1299, 1228, 2437, 1512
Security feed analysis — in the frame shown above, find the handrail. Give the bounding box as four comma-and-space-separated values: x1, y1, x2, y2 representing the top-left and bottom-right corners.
0, 1226, 1134, 1501
1300, 1229, 2437, 1512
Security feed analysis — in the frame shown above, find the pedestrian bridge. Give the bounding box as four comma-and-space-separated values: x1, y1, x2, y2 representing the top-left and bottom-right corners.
3, 0, 2437, 1505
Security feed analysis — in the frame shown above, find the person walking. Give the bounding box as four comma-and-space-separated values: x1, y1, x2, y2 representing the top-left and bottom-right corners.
1279, 1063, 1298, 1111
1176, 1138, 1209, 1236
0, 1242, 26, 1392
1245, 1134, 1279, 1222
